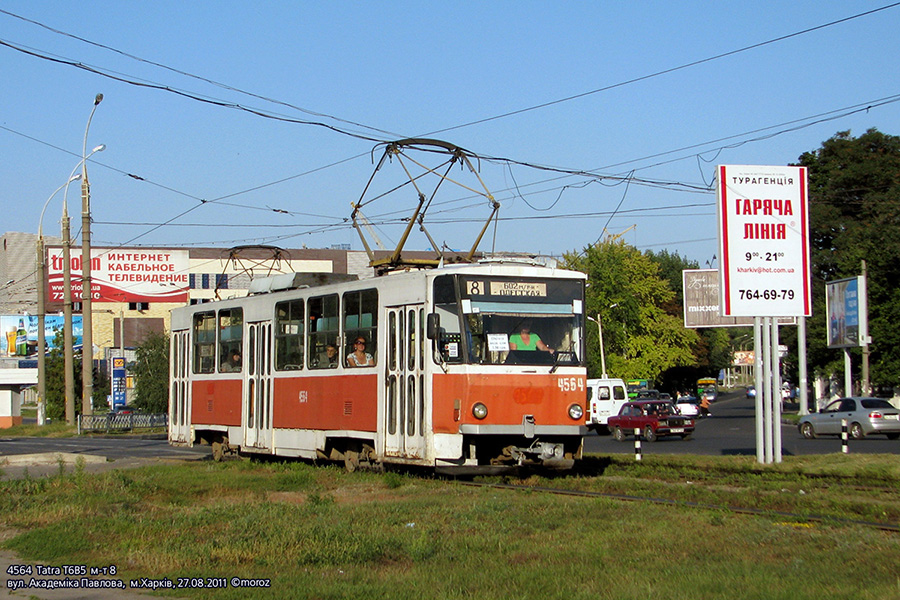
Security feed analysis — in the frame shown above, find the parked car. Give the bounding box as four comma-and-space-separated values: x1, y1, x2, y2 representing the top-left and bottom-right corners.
607, 400, 695, 442
675, 396, 701, 418
798, 397, 900, 440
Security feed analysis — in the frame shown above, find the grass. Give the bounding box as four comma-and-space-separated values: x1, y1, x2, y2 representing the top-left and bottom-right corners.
0, 421, 76, 437
1, 454, 899, 599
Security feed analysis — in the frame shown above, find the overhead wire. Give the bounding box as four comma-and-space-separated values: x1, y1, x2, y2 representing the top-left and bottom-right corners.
420, 2, 900, 136
3, 5, 899, 252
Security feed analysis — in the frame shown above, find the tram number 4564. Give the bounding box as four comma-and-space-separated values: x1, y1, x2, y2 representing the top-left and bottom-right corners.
557, 377, 585, 392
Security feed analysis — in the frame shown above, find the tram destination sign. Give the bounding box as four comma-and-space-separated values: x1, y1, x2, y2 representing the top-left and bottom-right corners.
716, 165, 811, 318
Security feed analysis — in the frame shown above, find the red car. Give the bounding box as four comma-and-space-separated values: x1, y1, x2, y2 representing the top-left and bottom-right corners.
607, 400, 695, 442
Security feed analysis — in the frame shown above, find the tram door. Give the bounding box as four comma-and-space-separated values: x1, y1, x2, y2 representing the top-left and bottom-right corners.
170, 330, 191, 443
384, 305, 427, 459
243, 322, 273, 450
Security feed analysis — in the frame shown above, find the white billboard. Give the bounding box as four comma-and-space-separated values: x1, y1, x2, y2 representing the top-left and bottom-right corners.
683, 269, 796, 328
716, 165, 811, 317
46, 247, 190, 306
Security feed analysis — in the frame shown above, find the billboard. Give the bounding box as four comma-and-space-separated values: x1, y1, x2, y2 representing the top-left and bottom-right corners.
717, 165, 811, 317
826, 277, 867, 348
683, 269, 795, 328
1, 314, 83, 357
46, 247, 189, 307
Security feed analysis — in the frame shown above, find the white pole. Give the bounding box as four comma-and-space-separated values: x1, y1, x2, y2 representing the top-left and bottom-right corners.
772, 319, 782, 463
762, 318, 773, 464
754, 317, 764, 464
844, 349, 852, 397
798, 317, 809, 416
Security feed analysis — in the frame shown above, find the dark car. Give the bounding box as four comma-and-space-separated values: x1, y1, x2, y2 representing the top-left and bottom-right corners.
607, 400, 695, 442
798, 397, 900, 440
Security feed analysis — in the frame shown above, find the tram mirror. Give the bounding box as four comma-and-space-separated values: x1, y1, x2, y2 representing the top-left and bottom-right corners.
426, 313, 440, 339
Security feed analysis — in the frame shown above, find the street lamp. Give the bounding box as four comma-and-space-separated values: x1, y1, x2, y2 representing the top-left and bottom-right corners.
36, 172, 82, 426
61, 144, 105, 425
81, 93, 103, 416
587, 303, 618, 379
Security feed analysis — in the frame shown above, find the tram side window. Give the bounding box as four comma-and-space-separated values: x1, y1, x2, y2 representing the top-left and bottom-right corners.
344, 289, 378, 366
432, 275, 463, 363
218, 308, 243, 372
308, 294, 339, 370
192, 311, 216, 374
275, 299, 304, 370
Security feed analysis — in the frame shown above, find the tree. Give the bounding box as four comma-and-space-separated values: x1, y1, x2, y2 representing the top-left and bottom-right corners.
562, 241, 699, 381
44, 330, 81, 421
129, 331, 170, 413
645, 249, 735, 392
796, 129, 900, 389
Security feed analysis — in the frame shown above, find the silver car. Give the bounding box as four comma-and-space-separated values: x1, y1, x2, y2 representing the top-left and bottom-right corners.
798, 397, 900, 440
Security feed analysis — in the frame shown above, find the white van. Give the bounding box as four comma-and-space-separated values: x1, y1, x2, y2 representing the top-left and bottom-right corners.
585, 378, 629, 431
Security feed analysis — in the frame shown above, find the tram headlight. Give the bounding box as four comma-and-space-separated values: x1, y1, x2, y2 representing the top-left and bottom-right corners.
568, 403, 584, 420
472, 403, 488, 420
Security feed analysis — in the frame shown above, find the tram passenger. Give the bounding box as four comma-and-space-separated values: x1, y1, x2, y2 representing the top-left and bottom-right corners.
222, 350, 242, 372
347, 337, 375, 367
508, 322, 555, 354
317, 343, 339, 368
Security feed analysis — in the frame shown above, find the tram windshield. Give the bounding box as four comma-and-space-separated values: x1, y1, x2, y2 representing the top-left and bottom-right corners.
432, 274, 584, 366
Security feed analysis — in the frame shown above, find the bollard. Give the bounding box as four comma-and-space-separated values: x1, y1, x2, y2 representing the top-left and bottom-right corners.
841, 418, 849, 454
634, 427, 642, 461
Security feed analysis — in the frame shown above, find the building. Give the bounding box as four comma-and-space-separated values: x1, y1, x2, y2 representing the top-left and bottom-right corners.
1, 232, 537, 363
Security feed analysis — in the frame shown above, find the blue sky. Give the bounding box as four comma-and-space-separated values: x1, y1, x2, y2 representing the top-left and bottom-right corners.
2, 1, 898, 266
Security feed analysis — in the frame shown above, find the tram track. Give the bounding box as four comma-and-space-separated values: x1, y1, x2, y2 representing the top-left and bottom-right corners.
454, 479, 900, 533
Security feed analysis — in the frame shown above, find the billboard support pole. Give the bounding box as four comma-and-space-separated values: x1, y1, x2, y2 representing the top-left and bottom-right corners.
762, 318, 773, 464
798, 317, 809, 416
772, 318, 782, 463
844, 349, 852, 397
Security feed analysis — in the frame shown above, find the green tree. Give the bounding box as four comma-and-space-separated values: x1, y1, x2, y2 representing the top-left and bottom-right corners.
796, 129, 900, 389
562, 240, 699, 381
43, 330, 82, 421
129, 331, 170, 413
645, 249, 734, 392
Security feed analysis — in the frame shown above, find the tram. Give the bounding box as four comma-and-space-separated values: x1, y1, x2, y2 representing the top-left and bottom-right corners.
169, 260, 588, 473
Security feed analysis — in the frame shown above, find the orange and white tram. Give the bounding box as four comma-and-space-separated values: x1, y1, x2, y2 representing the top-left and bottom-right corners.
168, 261, 588, 473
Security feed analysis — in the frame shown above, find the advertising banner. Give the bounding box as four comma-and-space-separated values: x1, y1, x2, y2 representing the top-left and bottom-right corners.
1, 315, 83, 357
46, 247, 189, 306
683, 269, 795, 328
826, 277, 867, 348
717, 165, 811, 317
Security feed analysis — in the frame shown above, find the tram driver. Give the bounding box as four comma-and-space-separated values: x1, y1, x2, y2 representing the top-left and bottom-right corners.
508, 321, 555, 354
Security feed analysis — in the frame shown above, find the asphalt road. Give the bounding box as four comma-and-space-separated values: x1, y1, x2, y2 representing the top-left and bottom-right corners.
583, 390, 900, 457
0, 434, 209, 481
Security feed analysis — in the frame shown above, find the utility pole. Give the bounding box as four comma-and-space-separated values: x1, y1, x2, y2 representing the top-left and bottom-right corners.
62, 203, 75, 425
861, 260, 870, 395
81, 93, 103, 416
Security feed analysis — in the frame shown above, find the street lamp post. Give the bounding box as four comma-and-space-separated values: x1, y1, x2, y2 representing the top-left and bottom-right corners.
60, 145, 105, 425
37, 173, 82, 425
81, 93, 103, 416
587, 303, 618, 379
